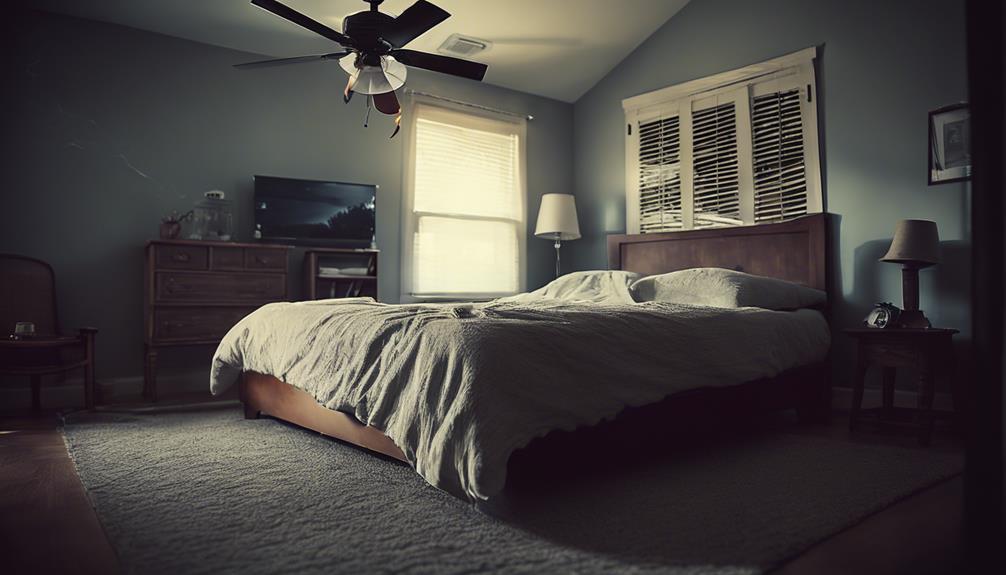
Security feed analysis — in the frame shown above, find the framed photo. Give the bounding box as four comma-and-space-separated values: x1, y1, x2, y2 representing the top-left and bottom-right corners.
929, 103, 971, 185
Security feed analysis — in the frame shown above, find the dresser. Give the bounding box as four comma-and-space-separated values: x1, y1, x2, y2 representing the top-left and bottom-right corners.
144, 240, 291, 401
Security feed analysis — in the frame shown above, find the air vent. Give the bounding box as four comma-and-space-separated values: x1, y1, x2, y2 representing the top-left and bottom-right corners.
437, 33, 491, 57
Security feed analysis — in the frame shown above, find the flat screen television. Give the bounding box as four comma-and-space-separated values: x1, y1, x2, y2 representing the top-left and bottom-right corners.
254, 175, 376, 246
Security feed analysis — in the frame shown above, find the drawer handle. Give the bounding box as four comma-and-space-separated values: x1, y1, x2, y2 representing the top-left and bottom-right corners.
255, 256, 269, 264
172, 253, 191, 262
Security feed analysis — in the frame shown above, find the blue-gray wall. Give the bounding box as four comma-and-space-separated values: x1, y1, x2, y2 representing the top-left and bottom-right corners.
0, 2, 973, 404
0, 10, 572, 399
569, 0, 971, 391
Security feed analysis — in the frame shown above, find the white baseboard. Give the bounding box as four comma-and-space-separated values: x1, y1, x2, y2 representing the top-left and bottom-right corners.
831, 386, 955, 412
0, 371, 209, 411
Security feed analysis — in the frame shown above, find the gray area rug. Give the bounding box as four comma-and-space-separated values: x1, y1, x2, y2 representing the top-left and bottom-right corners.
62, 404, 961, 575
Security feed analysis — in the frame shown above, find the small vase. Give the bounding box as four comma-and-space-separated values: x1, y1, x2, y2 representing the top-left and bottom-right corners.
160, 221, 182, 240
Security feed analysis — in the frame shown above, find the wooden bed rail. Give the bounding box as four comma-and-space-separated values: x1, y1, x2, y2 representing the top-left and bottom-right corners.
239, 372, 407, 462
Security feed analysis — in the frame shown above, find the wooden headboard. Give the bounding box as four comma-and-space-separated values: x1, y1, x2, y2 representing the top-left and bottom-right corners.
607, 214, 829, 291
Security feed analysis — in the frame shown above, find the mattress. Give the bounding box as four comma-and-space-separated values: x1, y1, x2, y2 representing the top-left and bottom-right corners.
211, 297, 830, 500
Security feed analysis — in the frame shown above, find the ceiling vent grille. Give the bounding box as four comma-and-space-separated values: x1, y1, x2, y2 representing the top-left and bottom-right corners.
438, 34, 491, 58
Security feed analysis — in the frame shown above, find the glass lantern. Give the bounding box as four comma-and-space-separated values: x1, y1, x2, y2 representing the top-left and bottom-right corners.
189, 190, 233, 241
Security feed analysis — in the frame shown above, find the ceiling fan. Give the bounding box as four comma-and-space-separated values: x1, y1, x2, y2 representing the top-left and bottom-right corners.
236, 0, 488, 137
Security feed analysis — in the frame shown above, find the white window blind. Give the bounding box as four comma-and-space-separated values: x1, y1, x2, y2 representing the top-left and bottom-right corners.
402, 102, 526, 300
624, 48, 822, 234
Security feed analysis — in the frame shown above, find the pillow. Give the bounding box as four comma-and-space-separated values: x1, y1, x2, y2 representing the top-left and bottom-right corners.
497, 270, 641, 305
630, 267, 826, 310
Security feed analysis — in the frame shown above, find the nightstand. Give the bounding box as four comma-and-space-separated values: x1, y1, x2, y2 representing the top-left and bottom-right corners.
845, 328, 958, 446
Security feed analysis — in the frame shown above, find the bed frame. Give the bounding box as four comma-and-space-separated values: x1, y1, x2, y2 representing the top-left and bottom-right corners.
239, 213, 831, 464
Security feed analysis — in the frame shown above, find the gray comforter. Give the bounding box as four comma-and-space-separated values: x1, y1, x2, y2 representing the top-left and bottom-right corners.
210, 293, 829, 501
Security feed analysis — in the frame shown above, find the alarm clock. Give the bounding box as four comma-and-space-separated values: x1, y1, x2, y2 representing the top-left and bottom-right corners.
864, 302, 901, 329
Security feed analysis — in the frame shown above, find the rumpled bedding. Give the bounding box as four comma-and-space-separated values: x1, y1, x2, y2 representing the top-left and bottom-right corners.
211, 277, 830, 500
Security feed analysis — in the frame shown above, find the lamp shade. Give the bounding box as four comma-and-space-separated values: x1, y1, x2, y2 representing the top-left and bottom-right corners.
535, 194, 581, 240
339, 54, 406, 95
880, 219, 940, 267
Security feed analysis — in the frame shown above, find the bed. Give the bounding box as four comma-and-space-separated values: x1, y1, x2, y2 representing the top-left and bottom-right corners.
214, 214, 831, 500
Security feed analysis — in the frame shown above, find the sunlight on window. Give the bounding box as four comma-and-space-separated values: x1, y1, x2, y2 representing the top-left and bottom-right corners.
406, 103, 525, 298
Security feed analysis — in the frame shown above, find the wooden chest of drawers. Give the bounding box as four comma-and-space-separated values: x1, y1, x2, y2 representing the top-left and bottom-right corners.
144, 240, 291, 401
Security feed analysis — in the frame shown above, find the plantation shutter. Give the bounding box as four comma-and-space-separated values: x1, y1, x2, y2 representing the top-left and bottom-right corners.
637, 115, 683, 232
690, 101, 742, 228
752, 89, 808, 222
623, 48, 821, 234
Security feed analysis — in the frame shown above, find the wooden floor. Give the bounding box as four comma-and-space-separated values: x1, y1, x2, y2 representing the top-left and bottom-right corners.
0, 395, 963, 575
772, 415, 963, 575
0, 411, 118, 575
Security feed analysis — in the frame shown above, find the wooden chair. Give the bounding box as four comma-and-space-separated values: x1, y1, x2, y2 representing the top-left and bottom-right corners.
0, 255, 97, 411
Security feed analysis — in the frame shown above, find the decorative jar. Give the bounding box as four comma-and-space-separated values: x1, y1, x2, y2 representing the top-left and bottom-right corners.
189, 190, 233, 241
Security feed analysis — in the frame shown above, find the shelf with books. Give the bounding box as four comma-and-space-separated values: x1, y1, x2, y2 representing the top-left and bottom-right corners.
303, 248, 378, 301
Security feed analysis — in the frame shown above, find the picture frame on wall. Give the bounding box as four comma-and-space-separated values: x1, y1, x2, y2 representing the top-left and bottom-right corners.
929, 103, 971, 185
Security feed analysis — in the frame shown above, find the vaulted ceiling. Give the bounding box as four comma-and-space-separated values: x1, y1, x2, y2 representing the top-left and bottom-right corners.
29, 0, 690, 102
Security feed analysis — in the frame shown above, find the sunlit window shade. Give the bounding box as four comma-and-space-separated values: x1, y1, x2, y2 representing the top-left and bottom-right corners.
411, 104, 524, 297
752, 89, 808, 222
415, 120, 520, 220
637, 116, 683, 232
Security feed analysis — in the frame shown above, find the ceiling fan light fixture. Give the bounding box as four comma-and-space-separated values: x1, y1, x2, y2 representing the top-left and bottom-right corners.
340, 53, 406, 95
240, 0, 488, 114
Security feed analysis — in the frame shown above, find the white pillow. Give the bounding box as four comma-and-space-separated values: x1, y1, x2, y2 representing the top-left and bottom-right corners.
497, 270, 641, 305
630, 267, 826, 310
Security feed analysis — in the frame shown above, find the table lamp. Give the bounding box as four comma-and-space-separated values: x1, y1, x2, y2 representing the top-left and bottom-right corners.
880, 219, 940, 328
535, 194, 581, 278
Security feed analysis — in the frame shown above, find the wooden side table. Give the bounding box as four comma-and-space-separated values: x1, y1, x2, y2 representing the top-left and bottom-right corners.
0, 330, 98, 411
845, 328, 958, 446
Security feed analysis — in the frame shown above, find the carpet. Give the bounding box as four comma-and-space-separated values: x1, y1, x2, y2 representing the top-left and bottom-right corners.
61, 404, 961, 575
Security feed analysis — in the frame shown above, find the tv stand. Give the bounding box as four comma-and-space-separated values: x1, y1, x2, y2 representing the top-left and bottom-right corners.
303, 247, 379, 301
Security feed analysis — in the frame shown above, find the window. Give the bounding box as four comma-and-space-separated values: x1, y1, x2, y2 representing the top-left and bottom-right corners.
625, 48, 822, 233
402, 101, 526, 300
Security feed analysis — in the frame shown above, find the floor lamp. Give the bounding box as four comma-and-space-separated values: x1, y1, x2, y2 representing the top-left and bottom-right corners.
534, 194, 581, 278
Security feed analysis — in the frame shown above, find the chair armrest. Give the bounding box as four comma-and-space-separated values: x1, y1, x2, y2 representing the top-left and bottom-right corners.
78, 328, 98, 351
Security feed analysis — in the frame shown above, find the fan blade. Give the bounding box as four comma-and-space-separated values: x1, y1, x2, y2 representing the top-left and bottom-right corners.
234, 51, 350, 69
373, 90, 400, 115
344, 75, 357, 103
251, 0, 353, 47
382, 0, 449, 48
390, 113, 402, 139
392, 49, 487, 81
